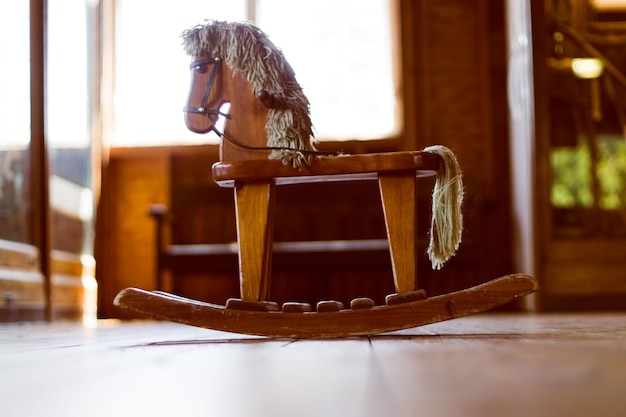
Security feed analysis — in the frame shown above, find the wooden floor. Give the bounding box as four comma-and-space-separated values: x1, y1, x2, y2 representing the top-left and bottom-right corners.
1, 313, 625, 417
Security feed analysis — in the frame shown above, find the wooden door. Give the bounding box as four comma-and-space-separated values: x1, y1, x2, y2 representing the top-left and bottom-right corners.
525, 0, 626, 309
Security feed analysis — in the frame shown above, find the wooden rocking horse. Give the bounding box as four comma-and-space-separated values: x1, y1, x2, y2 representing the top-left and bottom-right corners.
114, 20, 537, 338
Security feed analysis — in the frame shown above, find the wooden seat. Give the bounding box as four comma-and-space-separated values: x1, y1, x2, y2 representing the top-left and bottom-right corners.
212, 151, 439, 186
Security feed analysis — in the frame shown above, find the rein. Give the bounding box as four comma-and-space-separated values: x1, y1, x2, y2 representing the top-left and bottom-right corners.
184, 56, 340, 158
216, 128, 340, 157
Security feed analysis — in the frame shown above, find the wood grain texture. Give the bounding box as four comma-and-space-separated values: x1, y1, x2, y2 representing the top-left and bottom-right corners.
97, 154, 170, 318
378, 173, 418, 293
212, 151, 439, 187
3, 313, 626, 417
184, 62, 270, 162
234, 181, 276, 300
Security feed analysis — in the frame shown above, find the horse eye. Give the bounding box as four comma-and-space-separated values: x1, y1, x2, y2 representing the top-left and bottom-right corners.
196, 64, 208, 74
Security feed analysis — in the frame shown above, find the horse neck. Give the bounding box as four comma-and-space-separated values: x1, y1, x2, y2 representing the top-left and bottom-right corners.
220, 65, 271, 162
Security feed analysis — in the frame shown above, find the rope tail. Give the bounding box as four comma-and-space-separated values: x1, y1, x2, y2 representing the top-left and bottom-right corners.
423, 145, 464, 270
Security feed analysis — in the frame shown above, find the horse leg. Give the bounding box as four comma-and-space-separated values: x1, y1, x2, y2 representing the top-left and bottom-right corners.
234, 181, 276, 300
378, 173, 418, 293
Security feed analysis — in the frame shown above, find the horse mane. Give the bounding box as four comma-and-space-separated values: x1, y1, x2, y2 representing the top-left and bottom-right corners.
181, 20, 317, 167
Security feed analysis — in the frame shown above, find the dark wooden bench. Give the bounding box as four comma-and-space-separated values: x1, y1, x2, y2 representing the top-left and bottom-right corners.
151, 202, 391, 287
148, 179, 420, 303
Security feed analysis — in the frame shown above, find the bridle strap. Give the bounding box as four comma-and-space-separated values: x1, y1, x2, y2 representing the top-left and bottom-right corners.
215, 128, 340, 157
183, 57, 223, 116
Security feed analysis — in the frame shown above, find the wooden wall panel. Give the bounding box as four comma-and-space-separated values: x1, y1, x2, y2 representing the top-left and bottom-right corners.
412, 0, 513, 292
97, 151, 170, 318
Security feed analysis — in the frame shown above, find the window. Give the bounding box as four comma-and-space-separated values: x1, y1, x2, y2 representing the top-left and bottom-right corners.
106, 0, 399, 146
551, 135, 626, 211
0, 0, 98, 321
0, 2, 31, 242
48, 0, 98, 255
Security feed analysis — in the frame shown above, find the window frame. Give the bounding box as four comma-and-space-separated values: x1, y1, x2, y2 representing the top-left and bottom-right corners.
100, 0, 406, 153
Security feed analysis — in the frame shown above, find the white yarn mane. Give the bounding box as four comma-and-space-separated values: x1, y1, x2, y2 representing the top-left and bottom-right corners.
181, 20, 317, 167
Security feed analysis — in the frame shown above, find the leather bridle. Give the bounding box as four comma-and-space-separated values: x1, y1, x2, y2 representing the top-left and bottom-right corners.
183, 56, 229, 127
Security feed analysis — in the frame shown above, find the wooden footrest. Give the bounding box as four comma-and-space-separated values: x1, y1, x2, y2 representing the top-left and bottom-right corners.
226, 298, 280, 312
385, 289, 428, 305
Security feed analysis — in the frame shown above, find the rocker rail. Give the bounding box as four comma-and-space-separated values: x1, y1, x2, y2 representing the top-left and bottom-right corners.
115, 274, 539, 339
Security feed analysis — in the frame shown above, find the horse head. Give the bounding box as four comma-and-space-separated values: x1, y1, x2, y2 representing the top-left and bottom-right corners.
181, 20, 317, 167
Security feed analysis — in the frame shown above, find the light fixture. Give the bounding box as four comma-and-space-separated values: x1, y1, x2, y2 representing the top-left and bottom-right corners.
571, 57, 605, 79
546, 56, 606, 121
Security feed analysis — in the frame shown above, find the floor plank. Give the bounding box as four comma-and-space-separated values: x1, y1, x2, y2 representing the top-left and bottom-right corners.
1, 313, 625, 417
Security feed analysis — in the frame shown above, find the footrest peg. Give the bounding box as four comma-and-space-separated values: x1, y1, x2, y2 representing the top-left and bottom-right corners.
282, 302, 313, 313
350, 297, 376, 309
316, 300, 345, 312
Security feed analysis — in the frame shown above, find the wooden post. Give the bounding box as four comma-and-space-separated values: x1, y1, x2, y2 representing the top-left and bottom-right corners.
234, 181, 276, 300
378, 173, 418, 293
30, 0, 53, 321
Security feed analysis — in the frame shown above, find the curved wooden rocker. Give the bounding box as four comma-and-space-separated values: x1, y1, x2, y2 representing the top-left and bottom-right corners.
114, 20, 537, 338
115, 274, 537, 339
